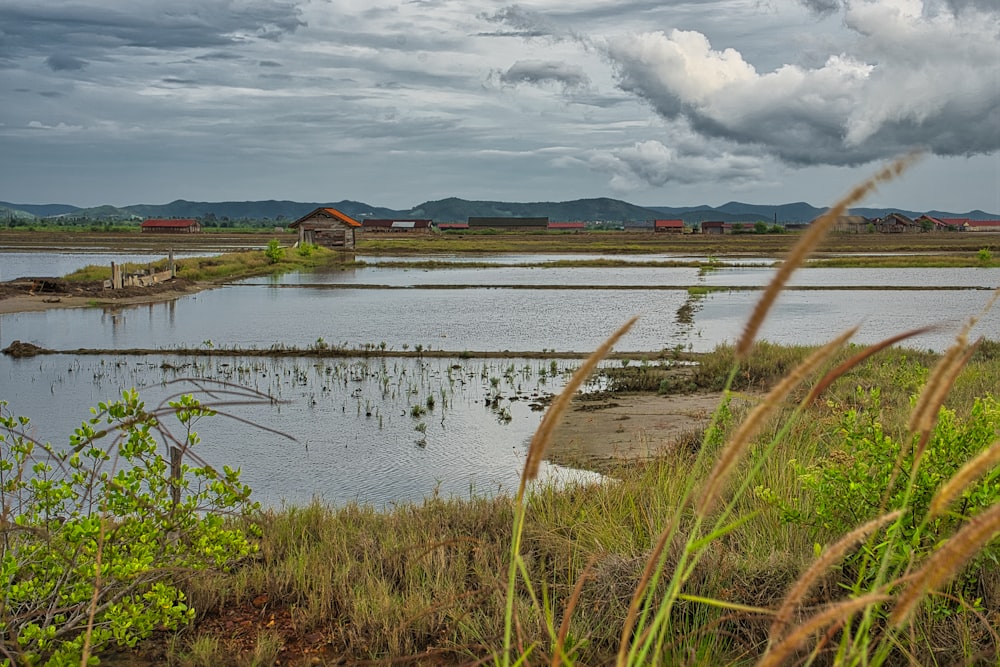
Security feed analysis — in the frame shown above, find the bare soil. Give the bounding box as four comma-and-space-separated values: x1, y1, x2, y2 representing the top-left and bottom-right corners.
0, 277, 204, 314
546, 391, 724, 472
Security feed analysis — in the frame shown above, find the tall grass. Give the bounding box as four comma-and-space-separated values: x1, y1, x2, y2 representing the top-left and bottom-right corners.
153, 154, 1000, 665
498, 153, 1000, 666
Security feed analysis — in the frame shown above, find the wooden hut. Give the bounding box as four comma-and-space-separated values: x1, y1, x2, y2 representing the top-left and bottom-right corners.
289, 208, 361, 249
140, 219, 201, 234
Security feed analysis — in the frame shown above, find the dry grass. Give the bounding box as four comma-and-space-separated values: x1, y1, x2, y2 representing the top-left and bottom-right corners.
136, 156, 1000, 665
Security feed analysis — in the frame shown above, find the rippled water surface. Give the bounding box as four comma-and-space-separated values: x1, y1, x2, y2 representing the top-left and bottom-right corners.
1, 251, 998, 507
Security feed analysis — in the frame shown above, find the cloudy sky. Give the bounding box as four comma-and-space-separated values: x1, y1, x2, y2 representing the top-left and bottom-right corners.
1, 0, 998, 212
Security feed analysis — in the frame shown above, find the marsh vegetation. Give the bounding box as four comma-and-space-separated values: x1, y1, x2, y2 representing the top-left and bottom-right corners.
2, 159, 1000, 665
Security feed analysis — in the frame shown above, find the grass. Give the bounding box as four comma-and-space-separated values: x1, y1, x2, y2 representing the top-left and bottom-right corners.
62, 244, 355, 284
17, 157, 1000, 665
355, 231, 999, 258
809, 252, 1000, 268
150, 338, 1000, 665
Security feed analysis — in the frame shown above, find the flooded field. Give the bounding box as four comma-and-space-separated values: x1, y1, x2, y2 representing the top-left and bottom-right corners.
1, 250, 998, 507
0, 353, 600, 508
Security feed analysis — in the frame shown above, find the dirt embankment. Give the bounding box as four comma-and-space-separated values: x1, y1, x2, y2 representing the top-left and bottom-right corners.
0, 277, 204, 314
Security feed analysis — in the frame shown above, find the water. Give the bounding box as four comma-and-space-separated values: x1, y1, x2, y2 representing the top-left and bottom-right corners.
0, 354, 599, 508
2, 252, 998, 508
1, 282, 996, 354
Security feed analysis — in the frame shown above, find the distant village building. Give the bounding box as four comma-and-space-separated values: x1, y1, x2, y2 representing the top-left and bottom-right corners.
960, 219, 1000, 232
915, 215, 949, 231
700, 221, 732, 235
289, 207, 361, 249
547, 221, 585, 232
140, 219, 201, 234
361, 219, 433, 234
436, 222, 470, 231
622, 220, 652, 231
875, 213, 917, 233
653, 219, 684, 233
467, 217, 548, 230
829, 215, 871, 234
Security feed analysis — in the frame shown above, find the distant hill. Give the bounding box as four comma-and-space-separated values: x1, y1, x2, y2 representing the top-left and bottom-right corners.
0, 202, 80, 218
404, 197, 659, 223
3, 197, 996, 225
649, 202, 1000, 225
121, 199, 403, 222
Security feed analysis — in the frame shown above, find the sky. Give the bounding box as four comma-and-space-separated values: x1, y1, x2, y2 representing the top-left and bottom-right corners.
1, 0, 998, 213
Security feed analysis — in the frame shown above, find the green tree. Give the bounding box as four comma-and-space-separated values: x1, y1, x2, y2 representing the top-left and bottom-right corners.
753, 221, 768, 234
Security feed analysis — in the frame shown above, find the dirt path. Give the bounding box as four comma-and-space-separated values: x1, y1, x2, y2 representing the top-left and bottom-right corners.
547, 391, 725, 472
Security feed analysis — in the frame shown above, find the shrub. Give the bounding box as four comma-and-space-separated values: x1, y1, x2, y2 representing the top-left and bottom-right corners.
978, 247, 993, 264
0, 391, 259, 665
264, 239, 284, 264
764, 388, 1000, 598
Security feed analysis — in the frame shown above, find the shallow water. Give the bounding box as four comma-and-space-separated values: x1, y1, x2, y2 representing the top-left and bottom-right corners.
1, 252, 998, 508
0, 354, 599, 508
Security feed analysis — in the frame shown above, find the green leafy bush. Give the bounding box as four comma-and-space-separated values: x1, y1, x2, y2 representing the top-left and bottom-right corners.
0, 391, 259, 665
765, 388, 1000, 596
264, 239, 284, 264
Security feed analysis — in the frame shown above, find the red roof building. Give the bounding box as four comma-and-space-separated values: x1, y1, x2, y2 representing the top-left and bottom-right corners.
701, 221, 732, 234
962, 220, 1000, 232
654, 219, 684, 233
140, 218, 201, 233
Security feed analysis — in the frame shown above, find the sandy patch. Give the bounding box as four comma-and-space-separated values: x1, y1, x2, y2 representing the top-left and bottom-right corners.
0, 284, 206, 315
547, 391, 724, 472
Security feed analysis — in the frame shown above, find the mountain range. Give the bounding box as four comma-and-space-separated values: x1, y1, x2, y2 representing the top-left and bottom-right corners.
1, 197, 996, 226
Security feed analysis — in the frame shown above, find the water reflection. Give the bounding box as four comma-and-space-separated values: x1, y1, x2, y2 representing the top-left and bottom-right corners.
0, 354, 601, 508
2, 284, 996, 354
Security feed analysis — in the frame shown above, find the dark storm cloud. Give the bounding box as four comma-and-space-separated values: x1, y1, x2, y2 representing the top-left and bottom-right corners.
45, 54, 87, 71
500, 60, 591, 88
480, 5, 557, 36
195, 52, 244, 61
0, 1, 306, 58
797, 0, 842, 15
258, 60, 282, 68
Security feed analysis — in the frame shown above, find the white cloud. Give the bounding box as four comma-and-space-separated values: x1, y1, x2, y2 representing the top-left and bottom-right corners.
603, 0, 1000, 165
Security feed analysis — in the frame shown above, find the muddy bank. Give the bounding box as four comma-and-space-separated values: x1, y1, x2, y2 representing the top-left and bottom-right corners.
0, 277, 206, 314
